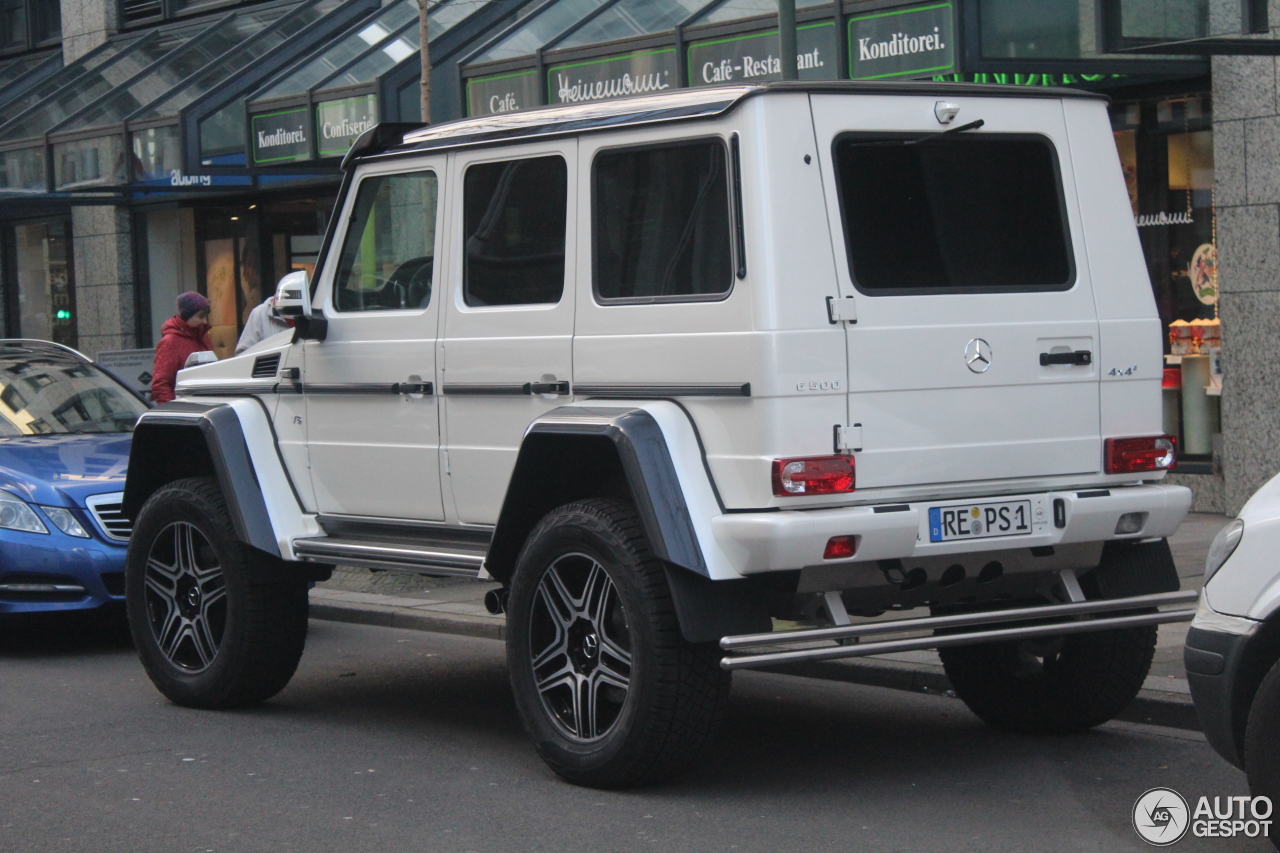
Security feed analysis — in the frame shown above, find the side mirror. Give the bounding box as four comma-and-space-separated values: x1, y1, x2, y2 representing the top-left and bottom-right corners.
273, 270, 310, 318
184, 351, 218, 369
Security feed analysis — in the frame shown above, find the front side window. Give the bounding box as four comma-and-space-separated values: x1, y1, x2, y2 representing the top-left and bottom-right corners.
463, 155, 567, 307
593, 139, 732, 302
332, 170, 437, 312
834, 135, 1072, 293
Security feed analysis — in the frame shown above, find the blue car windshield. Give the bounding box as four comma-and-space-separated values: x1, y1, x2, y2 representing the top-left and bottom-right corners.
0, 352, 148, 436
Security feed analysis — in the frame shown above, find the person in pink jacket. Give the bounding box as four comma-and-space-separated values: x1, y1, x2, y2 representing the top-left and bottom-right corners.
151, 292, 213, 404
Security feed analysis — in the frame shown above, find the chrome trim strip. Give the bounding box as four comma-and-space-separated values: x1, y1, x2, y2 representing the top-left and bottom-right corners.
292, 539, 485, 573
574, 383, 751, 398
85, 491, 131, 542
177, 385, 277, 397
316, 513, 493, 535
0, 583, 86, 593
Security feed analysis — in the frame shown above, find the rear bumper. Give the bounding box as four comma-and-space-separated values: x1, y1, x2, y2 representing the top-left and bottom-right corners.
711, 483, 1191, 575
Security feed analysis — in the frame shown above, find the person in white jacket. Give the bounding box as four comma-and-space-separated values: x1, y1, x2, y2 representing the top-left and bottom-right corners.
235, 276, 296, 354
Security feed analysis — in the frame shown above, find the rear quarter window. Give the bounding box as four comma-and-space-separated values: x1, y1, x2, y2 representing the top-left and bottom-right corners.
833, 133, 1074, 294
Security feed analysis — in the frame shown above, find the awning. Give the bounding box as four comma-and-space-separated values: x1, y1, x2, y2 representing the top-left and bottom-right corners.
0, 49, 62, 111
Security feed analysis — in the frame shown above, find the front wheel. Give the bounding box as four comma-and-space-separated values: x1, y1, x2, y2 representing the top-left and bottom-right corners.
125, 476, 308, 709
506, 499, 731, 788
940, 626, 1156, 734
1245, 659, 1280, 851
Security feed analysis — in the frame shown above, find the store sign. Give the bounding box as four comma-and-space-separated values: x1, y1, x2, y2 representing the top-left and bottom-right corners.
251, 107, 310, 165
933, 71, 1125, 86
849, 2, 955, 80
688, 23, 836, 86
316, 95, 379, 158
548, 49, 677, 106
467, 70, 539, 117
96, 349, 157, 399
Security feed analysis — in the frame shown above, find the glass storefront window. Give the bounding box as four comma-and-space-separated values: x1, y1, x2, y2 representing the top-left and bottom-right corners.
1111, 92, 1218, 461
979, 0, 1203, 60
11, 219, 76, 347
0, 146, 46, 191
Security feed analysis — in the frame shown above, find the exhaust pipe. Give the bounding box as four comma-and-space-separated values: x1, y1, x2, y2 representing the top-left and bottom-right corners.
484, 588, 509, 615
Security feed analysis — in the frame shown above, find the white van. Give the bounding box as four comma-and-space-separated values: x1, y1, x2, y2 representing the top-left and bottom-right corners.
122, 82, 1196, 788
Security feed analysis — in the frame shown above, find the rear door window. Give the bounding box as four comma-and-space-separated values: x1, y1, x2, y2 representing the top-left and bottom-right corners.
833, 135, 1073, 294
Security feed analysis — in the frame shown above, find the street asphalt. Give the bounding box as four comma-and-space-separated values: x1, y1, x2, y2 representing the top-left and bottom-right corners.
0, 613, 1268, 853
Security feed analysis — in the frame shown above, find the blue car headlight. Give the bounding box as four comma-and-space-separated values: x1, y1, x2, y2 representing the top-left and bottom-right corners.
40, 506, 89, 538
0, 490, 48, 534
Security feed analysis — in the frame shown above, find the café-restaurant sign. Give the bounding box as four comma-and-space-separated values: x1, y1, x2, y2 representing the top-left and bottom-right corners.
547, 49, 677, 106
688, 22, 836, 86
252, 106, 310, 164
466, 69, 539, 117
849, 2, 955, 80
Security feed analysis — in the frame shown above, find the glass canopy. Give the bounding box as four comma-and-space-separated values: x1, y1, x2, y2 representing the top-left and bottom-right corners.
0, 38, 139, 126
0, 51, 60, 108
555, 0, 708, 49
472, 0, 613, 62
690, 0, 828, 26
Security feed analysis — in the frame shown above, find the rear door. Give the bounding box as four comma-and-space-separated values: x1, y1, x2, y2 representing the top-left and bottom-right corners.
811, 94, 1101, 490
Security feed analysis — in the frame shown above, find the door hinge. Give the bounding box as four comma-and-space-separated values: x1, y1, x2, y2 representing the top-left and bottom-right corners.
826, 295, 857, 324
834, 423, 863, 454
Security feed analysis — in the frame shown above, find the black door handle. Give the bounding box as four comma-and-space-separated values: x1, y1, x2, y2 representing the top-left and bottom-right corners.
394, 381, 433, 395
525, 381, 570, 395
1040, 350, 1092, 366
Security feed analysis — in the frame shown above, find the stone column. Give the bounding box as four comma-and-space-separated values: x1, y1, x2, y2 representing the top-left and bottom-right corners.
71, 206, 136, 357
60, 0, 118, 63
1212, 53, 1280, 513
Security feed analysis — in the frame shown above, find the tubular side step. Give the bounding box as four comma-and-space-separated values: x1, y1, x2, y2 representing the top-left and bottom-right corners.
292, 538, 485, 578
718, 590, 1199, 672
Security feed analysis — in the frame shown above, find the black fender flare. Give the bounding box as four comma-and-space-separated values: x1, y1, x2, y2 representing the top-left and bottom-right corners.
487, 406, 771, 643
123, 401, 280, 558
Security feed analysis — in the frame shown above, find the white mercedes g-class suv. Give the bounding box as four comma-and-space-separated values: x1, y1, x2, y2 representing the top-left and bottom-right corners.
123, 81, 1196, 788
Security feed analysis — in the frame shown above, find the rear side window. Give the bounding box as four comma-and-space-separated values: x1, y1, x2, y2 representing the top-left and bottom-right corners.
833, 135, 1072, 293
463, 155, 567, 307
593, 139, 732, 302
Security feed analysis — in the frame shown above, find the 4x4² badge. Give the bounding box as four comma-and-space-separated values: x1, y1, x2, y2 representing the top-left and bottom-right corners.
965, 338, 992, 373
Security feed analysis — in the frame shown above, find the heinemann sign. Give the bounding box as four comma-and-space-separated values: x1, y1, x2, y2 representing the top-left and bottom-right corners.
849, 2, 955, 80
548, 49, 677, 106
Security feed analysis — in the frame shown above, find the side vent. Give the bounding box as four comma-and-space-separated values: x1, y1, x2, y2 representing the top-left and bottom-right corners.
252, 354, 281, 379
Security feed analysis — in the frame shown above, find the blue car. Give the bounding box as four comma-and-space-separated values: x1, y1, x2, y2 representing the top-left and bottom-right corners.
0, 340, 149, 616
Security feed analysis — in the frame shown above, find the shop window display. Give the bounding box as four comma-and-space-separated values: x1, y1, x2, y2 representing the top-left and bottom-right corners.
1111, 92, 1217, 462
9, 219, 75, 348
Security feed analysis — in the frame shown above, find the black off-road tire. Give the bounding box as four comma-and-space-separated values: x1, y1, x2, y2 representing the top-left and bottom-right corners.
940, 626, 1156, 734
1245, 659, 1280, 850
506, 499, 732, 788
125, 476, 308, 709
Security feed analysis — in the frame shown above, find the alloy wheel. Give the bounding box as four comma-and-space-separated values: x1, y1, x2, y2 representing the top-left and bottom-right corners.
143, 521, 227, 672
529, 553, 632, 742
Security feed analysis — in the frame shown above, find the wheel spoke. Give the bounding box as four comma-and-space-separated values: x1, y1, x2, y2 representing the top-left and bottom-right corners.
572, 674, 590, 739
161, 619, 188, 660
531, 619, 569, 671
200, 583, 227, 617
583, 562, 609, 625
535, 583, 574, 630
144, 572, 177, 602
146, 557, 181, 583
145, 521, 225, 673
535, 660, 576, 694
191, 616, 218, 668
542, 565, 582, 622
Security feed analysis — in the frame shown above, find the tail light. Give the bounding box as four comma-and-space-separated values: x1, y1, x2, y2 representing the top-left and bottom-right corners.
772, 455, 855, 496
1104, 436, 1176, 474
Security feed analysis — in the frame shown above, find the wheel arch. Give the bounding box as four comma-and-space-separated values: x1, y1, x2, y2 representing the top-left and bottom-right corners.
123, 402, 283, 558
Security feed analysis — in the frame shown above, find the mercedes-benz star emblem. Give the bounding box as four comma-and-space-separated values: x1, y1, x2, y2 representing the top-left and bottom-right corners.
965, 338, 993, 373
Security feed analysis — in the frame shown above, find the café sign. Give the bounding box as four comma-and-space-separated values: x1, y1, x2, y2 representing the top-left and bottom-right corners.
689, 22, 836, 86
466, 69, 539, 117
849, 2, 955, 80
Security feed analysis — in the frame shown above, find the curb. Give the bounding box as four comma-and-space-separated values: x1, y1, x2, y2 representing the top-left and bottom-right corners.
307, 597, 1200, 732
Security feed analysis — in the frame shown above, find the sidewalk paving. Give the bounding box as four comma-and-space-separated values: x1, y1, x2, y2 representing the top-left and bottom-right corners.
310, 512, 1232, 730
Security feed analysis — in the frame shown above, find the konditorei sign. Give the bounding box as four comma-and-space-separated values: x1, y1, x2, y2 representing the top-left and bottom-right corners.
252, 106, 310, 164
849, 2, 955, 80
548, 49, 677, 106
689, 22, 836, 86
467, 69, 539, 117
316, 95, 378, 158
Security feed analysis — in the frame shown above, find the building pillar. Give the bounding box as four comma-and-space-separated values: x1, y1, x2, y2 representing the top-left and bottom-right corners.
1212, 53, 1280, 513
71, 206, 136, 357
60, 0, 118, 62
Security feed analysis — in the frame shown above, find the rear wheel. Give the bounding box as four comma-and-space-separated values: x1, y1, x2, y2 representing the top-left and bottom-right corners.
940, 625, 1156, 734
1244, 659, 1280, 850
506, 499, 731, 788
126, 476, 308, 708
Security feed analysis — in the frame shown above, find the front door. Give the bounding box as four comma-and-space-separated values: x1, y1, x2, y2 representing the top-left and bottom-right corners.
441, 141, 577, 524
303, 161, 446, 520
811, 94, 1102, 491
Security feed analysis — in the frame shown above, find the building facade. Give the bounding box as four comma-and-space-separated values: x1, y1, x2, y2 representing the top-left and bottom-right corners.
0, 0, 1262, 512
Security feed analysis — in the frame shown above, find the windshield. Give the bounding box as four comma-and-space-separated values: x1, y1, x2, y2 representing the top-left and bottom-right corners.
0, 352, 148, 436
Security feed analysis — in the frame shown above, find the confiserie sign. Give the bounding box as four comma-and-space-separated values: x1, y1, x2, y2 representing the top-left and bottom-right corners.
688, 22, 836, 86
316, 95, 378, 158
849, 2, 955, 80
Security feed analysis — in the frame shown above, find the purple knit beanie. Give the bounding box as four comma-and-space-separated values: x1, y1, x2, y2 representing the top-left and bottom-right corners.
176, 292, 210, 321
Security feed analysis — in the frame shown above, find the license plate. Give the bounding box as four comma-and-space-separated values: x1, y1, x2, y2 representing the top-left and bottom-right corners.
928, 500, 1033, 543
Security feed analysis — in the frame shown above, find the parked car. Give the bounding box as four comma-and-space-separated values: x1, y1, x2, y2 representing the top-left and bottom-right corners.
0, 340, 148, 618
1186, 478, 1280, 844
124, 82, 1195, 788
